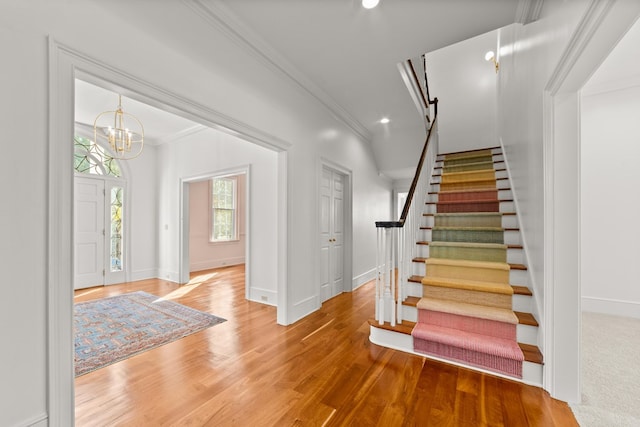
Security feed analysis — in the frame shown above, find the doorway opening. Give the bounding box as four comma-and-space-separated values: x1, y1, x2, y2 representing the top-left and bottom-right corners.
180, 167, 250, 299
49, 43, 290, 424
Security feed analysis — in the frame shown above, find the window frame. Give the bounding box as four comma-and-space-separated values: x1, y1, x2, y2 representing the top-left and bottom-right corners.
209, 176, 239, 242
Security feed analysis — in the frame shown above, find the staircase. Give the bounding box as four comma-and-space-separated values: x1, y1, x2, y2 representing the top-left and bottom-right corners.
370, 146, 543, 385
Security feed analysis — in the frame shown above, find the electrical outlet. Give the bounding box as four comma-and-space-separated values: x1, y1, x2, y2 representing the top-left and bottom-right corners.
261, 296, 268, 301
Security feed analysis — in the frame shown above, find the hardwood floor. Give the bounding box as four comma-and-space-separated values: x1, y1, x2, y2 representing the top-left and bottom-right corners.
74, 265, 578, 426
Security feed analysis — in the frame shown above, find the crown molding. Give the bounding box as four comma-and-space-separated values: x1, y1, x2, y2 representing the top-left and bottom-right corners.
515, 0, 544, 24
183, 0, 372, 143
56, 42, 291, 152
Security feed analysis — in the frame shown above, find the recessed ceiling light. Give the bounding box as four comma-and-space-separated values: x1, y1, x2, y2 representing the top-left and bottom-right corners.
380, 117, 390, 124
362, 0, 380, 9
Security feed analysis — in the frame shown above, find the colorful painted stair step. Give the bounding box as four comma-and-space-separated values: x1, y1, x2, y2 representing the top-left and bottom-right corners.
434, 213, 503, 228
412, 323, 524, 377
429, 241, 507, 263
432, 227, 504, 244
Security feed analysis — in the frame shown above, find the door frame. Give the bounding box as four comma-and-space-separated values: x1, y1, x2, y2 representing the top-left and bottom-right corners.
179, 165, 251, 299
317, 158, 352, 301
48, 40, 291, 426
541, 1, 640, 402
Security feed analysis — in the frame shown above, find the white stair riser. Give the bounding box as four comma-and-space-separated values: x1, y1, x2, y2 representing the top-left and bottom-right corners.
507, 249, 524, 265
513, 294, 532, 313
369, 325, 542, 387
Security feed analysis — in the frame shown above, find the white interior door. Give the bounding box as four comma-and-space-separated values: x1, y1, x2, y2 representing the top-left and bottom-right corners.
74, 177, 105, 289
319, 167, 345, 302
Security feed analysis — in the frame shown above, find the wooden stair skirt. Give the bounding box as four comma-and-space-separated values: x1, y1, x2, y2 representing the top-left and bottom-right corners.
408, 146, 540, 381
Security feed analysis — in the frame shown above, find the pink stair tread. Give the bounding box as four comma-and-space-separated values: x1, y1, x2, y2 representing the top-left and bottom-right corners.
412, 323, 524, 378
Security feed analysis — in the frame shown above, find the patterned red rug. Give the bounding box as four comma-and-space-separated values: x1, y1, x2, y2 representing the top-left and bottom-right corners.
74, 291, 226, 376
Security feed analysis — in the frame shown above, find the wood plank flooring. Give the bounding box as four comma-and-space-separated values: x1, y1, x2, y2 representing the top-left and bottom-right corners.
74, 265, 578, 426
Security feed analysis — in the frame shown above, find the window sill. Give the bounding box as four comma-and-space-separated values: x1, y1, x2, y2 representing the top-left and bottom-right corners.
209, 239, 241, 245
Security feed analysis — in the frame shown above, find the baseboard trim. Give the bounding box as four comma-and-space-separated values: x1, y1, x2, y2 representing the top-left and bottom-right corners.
352, 267, 376, 291
157, 269, 180, 284
128, 269, 158, 282
289, 295, 320, 324
12, 412, 48, 427
248, 287, 277, 307
582, 296, 640, 319
190, 257, 245, 272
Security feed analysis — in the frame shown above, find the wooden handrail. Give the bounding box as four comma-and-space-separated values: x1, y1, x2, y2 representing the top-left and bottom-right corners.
407, 58, 429, 114
376, 57, 438, 228
399, 105, 437, 223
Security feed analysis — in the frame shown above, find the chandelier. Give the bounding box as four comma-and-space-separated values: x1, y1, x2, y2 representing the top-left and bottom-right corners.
93, 94, 144, 160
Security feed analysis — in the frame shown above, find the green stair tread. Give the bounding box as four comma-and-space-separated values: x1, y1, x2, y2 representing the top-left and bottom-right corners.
432, 199, 501, 205
430, 241, 507, 250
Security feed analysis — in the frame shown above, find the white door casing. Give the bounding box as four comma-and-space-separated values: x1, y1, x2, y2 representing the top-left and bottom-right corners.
319, 166, 345, 302
74, 177, 105, 289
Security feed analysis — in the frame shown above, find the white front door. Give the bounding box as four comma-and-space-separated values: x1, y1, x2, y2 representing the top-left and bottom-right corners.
74, 177, 105, 289
319, 167, 345, 302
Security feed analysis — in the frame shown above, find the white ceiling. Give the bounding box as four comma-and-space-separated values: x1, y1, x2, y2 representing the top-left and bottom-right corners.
76, 0, 528, 176
75, 80, 202, 145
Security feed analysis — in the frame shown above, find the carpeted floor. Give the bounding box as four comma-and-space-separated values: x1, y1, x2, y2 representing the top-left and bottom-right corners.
74, 291, 226, 376
570, 312, 640, 426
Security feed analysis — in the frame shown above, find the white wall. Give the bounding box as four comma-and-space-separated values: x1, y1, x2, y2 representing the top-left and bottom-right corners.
495, 0, 588, 403
426, 30, 499, 154
126, 146, 159, 282
0, 0, 391, 424
581, 85, 640, 318
496, 2, 587, 350
189, 175, 246, 272
0, 23, 48, 427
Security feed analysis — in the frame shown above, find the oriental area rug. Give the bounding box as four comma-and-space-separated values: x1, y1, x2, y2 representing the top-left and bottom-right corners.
74, 291, 226, 376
